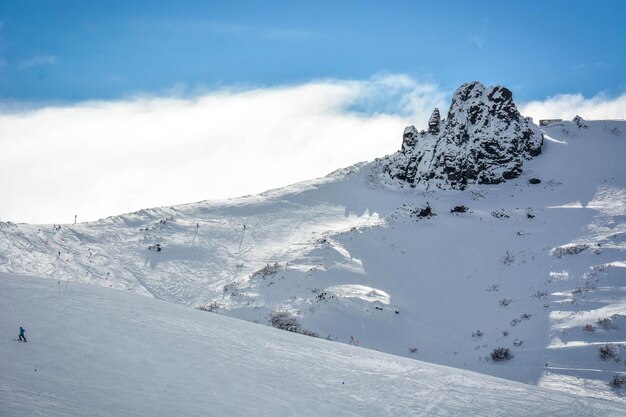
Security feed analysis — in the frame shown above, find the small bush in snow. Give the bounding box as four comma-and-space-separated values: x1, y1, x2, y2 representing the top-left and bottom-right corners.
472, 330, 483, 338
528, 177, 541, 185
609, 374, 626, 388
490, 347, 513, 362
502, 330, 509, 337
269, 311, 318, 337
513, 339, 523, 346
450, 205, 468, 214
499, 298, 513, 307
510, 318, 521, 326
148, 243, 162, 252
597, 317, 617, 330
501, 251, 515, 266
599, 344, 617, 360
582, 324, 595, 332
254, 262, 283, 278
491, 209, 510, 219
196, 301, 220, 313
409, 346, 419, 353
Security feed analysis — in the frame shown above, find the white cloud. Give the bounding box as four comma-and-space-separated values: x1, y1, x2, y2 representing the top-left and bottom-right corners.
0, 76, 445, 223
18, 54, 58, 68
519, 92, 626, 122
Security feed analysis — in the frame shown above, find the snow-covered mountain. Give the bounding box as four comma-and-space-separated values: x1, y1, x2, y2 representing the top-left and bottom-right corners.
1, 84, 625, 407
3, 274, 624, 416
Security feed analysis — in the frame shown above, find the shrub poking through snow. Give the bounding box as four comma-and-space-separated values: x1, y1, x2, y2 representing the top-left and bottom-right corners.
499, 298, 513, 307
409, 346, 419, 353
491, 347, 513, 362
472, 330, 483, 338
599, 344, 617, 360
609, 374, 626, 388
269, 311, 318, 337
513, 339, 523, 346
196, 301, 220, 313
501, 251, 515, 265
254, 262, 282, 278
528, 177, 541, 185
450, 205, 468, 213
491, 209, 509, 219
148, 243, 162, 252
596, 317, 617, 330
582, 324, 595, 332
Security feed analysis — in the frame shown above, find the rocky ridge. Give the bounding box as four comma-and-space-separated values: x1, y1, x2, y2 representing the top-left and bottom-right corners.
381, 81, 543, 189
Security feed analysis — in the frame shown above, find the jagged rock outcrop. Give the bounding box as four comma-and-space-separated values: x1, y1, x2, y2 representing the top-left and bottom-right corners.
428, 108, 441, 134
382, 81, 543, 190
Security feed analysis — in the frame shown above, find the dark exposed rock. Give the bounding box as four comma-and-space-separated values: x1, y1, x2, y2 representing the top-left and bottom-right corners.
573, 115, 588, 129
528, 177, 541, 184
451, 205, 468, 213
428, 108, 441, 134
381, 82, 543, 189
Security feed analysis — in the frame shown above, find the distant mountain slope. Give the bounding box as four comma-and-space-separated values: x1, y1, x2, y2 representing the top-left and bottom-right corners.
1, 114, 624, 403
2, 273, 624, 417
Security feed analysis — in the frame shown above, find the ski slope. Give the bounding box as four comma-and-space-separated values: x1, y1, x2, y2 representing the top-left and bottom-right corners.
1, 273, 624, 417
1, 119, 625, 404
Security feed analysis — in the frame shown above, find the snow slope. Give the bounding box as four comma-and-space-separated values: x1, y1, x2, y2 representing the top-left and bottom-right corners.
1, 119, 625, 404
1, 273, 624, 417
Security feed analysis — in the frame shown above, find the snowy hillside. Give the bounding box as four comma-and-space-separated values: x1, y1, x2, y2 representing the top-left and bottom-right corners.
1, 107, 625, 403
2, 273, 625, 416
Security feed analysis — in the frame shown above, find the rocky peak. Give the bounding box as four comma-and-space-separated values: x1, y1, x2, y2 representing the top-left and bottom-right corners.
380, 81, 543, 190
428, 108, 441, 134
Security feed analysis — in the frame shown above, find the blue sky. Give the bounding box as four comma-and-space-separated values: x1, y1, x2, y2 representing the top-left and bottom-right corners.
1, 0, 624, 103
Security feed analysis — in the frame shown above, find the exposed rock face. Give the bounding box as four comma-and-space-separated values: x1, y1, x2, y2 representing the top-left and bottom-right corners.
428, 108, 441, 134
382, 82, 543, 189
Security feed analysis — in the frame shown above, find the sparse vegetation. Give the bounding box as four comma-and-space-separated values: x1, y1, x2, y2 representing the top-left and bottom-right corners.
254, 262, 283, 278
528, 178, 541, 185
499, 298, 513, 307
597, 317, 617, 330
269, 311, 318, 337
513, 339, 523, 346
472, 330, 483, 338
501, 251, 515, 266
490, 347, 513, 362
582, 324, 595, 332
609, 374, 626, 388
491, 209, 510, 219
148, 243, 162, 252
450, 205, 468, 214
196, 301, 220, 313
598, 344, 617, 360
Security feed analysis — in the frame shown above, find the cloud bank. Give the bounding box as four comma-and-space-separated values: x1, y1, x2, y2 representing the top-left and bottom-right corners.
0, 76, 444, 223
1, 75, 624, 224
520, 92, 626, 122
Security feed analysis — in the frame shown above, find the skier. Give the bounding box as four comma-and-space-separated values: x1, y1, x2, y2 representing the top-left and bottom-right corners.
18, 326, 27, 342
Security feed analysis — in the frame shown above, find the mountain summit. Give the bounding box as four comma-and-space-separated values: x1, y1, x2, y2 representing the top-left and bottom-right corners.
382, 81, 543, 189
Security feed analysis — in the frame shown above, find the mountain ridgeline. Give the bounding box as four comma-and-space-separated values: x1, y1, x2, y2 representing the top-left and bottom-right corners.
381, 81, 544, 189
